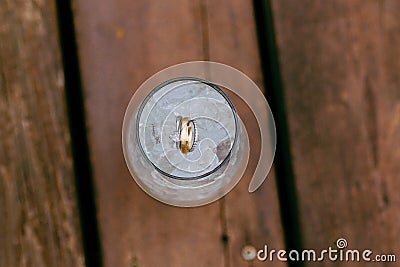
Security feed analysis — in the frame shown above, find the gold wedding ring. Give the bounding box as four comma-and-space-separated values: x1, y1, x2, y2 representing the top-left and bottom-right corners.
177, 117, 197, 154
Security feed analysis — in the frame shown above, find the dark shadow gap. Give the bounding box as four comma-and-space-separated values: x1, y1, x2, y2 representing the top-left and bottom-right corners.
55, 1, 103, 267
219, 197, 231, 267
252, 0, 304, 266
199, 0, 210, 61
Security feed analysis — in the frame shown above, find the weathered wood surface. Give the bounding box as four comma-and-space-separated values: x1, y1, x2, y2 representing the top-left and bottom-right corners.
73, 0, 286, 266
272, 0, 400, 264
0, 0, 85, 266
205, 1, 286, 266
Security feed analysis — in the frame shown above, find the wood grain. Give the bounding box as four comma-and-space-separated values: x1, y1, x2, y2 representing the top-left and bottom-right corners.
205, 0, 286, 266
73, 1, 223, 266
271, 0, 400, 264
73, 0, 286, 266
0, 0, 85, 266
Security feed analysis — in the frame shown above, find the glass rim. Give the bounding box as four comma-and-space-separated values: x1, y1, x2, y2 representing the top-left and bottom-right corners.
135, 77, 239, 180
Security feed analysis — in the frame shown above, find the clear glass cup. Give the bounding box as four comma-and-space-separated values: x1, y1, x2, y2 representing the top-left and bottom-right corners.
123, 77, 249, 207
122, 61, 276, 207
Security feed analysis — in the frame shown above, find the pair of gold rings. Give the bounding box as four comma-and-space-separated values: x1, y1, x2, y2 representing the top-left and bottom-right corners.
177, 116, 197, 154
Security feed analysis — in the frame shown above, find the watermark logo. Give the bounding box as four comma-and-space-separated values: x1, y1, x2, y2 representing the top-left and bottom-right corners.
123, 61, 277, 207
242, 238, 396, 263
336, 238, 348, 249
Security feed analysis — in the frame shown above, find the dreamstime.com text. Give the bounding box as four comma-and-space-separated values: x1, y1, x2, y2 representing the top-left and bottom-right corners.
256, 238, 396, 263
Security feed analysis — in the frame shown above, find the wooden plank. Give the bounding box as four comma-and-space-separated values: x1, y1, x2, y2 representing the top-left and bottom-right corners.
0, 0, 85, 266
72, 1, 224, 267
271, 0, 400, 264
205, 0, 287, 266
73, 0, 286, 266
